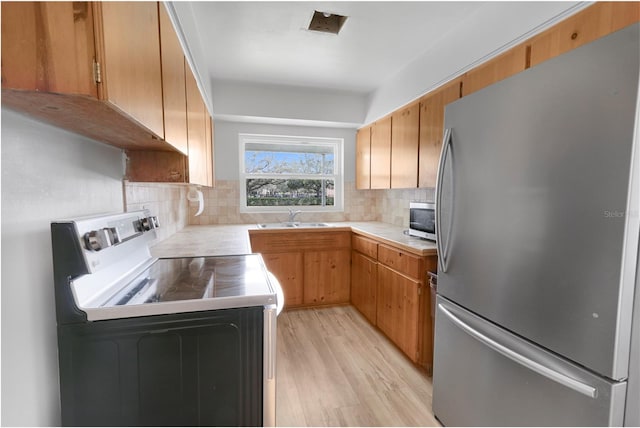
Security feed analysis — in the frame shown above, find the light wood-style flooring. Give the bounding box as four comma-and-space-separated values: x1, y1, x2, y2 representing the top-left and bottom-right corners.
276, 305, 441, 427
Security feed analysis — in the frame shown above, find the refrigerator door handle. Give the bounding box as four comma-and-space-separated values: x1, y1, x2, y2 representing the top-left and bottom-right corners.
438, 303, 598, 399
436, 128, 453, 272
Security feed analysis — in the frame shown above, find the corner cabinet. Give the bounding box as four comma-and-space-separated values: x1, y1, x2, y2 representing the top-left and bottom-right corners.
249, 229, 351, 308
1, 1, 214, 187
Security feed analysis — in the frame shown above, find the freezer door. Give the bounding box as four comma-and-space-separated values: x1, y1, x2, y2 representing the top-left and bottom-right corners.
437, 24, 640, 379
432, 297, 627, 427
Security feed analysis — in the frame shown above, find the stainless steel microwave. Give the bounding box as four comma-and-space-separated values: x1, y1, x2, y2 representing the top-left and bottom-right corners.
409, 201, 436, 241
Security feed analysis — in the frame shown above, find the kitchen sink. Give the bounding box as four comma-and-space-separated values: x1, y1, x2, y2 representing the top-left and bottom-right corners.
257, 222, 330, 229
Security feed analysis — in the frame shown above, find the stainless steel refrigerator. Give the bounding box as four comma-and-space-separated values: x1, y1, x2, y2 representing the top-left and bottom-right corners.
432, 23, 640, 426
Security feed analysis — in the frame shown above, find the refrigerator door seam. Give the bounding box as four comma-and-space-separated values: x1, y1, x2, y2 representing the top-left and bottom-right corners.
438, 302, 598, 398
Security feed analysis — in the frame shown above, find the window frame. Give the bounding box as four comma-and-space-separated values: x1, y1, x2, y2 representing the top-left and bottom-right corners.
239, 133, 344, 214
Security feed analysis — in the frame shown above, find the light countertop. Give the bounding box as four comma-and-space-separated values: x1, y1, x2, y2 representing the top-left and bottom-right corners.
151, 221, 438, 258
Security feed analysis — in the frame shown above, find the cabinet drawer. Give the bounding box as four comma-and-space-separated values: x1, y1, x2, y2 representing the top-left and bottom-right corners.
352, 234, 378, 259
378, 244, 424, 280
250, 230, 350, 253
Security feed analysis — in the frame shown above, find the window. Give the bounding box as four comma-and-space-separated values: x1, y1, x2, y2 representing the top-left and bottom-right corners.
239, 134, 343, 213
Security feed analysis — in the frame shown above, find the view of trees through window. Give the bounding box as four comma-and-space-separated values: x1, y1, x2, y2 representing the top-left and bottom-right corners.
240, 136, 342, 211
245, 150, 335, 206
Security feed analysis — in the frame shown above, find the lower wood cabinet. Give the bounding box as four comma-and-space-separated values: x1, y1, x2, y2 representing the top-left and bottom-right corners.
249, 230, 351, 309
351, 232, 437, 373
351, 250, 378, 324
377, 264, 421, 362
261, 252, 303, 307
304, 249, 351, 305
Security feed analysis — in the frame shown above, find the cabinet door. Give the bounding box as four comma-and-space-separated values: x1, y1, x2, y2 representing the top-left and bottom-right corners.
261, 252, 304, 307
461, 44, 527, 97
304, 249, 351, 305
355, 126, 372, 189
97, 2, 164, 138
158, 4, 188, 155
377, 265, 420, 362
185, 62, 210, 186
1, 2, 97, 96
351, 251, 377, 324
418, 79, 461, 188
370, 116, 392, 189
205, 114, 216, 187
529, 2, 640, 67
391, 103, 419, 189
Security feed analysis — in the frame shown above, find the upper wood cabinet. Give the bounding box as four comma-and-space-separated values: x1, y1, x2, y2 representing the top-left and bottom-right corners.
95, 2, 164, 138
185, 62, 211, 187
355, 126, 372, 190
205, 114, 216, 188
529, 2, 640, 67
159, 4, 188, 155
2, 1, 215, 186
2, 1, 166, 150
1, 2, 97, 96
370, 116, 392, 189
418, 79, 461, 188
461, 44, 527, 97
391, 103, 420, 189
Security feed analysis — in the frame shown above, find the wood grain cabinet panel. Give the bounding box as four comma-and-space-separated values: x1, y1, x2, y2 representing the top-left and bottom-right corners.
391, 103, 420, 189
355, 126, 372, 190
1, 1, 174, 151
351, 250, 378, 324
418, 79, 461, 188
185, 63, 211, 186
1, 2, 97, 96
351, 234, 378, 260
529, 2, 640, 67
370, 116, 392, 189
96, 1, 165, 138
249, 230, 351, 308
461, 44, 528, 97
304, 250, 351, 305
158, 4, 188, 155
378, 244, 424, 280
376, 264, 420, 363
205, 114, 215, 187
261, 252, 304, 307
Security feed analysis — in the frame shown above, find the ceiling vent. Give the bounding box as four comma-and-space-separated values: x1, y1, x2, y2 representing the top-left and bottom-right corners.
308, 11, 347, 35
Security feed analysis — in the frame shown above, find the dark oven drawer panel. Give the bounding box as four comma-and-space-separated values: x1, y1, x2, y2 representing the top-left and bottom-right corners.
57, 307, 263, 427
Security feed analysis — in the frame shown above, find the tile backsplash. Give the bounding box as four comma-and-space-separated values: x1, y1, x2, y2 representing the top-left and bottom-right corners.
187, 180, 434, 228
124, 181, 190, 242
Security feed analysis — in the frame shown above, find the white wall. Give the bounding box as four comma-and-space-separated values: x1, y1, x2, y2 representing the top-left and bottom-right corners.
211, 80, 367, 127
1, 108, 125, 426
213, 120, 357, 182
364, 2, 585, 124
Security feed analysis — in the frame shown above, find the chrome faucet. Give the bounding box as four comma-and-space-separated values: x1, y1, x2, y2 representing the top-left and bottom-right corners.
287, 209, 302, 223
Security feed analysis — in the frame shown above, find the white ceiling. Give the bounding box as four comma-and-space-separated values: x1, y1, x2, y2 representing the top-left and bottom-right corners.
188, 1, 488, 93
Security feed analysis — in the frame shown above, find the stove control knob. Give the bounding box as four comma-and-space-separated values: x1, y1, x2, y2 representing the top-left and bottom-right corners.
85, 229, 111, 251
140, 216, 160, 231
